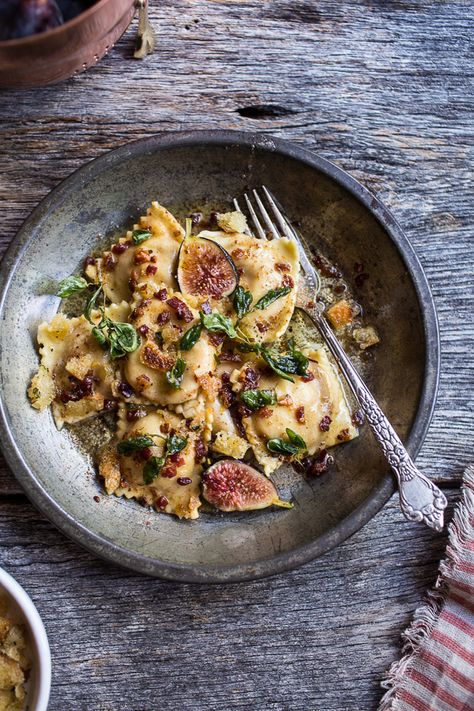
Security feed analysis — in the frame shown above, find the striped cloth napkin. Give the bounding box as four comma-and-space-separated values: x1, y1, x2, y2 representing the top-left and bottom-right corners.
379, 466, 474, 711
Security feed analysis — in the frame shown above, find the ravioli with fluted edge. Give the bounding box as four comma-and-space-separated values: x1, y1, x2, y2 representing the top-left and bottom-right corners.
28, 202, 363, 519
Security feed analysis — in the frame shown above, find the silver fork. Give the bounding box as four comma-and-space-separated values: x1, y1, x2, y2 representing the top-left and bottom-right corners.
234, 186, 447, 532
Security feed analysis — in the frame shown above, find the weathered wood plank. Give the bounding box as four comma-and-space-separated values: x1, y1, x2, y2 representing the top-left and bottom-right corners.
0, 491, 456, 711
0, 3, 472, 495
0, 1, 472, 708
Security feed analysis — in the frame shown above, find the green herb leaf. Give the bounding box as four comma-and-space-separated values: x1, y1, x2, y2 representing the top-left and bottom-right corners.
266, 438, 299, 456
165, 357, 186, 389
92, 326, 107, 347
240, 388, 277, 411
166, 434, 188, 456
261, 344, 309, 381
101, 320, 139, 359
132, 229, 152, 245
235, 341, 261, 354
180, 323, 202, 351
84, 285, 103, 323
143, 456, 166, 485
233, 286, 253, 319
56, 276, 89, 298
155, 331, 164, 348
287, 338, 309, 376
117, 436, 155, 455
200, 312, 237, 339
261, 349, 295, 382
254, 286, 292, 310
266, 427, 307, 457
286, 428, 307, 450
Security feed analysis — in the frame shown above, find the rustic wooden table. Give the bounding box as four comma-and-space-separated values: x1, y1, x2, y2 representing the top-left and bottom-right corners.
0, 1, 473, 709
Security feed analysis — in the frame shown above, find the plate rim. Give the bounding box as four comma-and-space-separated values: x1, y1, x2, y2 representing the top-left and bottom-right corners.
0, 129, 440, 583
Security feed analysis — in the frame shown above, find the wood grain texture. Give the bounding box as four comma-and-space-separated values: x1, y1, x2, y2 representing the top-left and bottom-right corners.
0, 0, 473, 708
0, 492, 456, 711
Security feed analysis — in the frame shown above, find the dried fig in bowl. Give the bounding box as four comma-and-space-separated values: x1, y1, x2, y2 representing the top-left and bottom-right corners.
202, 459, 292, 512
177, 237, 239, 299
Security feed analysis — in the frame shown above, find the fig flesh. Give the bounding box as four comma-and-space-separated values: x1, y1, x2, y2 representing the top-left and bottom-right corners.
202, 459, 292, 512
177, 237, 238, 299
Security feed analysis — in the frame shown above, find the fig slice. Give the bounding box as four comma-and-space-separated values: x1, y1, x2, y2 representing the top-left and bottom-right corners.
177, 237, 239, 299
202, 459, 292, 512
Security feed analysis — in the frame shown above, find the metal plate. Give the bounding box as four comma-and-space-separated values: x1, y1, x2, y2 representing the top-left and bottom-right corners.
0, 131, 439, 582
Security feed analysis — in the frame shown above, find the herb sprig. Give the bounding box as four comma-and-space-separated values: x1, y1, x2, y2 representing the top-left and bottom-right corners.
165, 356, 186, 389
232, 283, 293, 321
132, 229, 152, 245
142, 456, 165, 484
200, 312, 237, 339
83, 284, 139, 359
254, 286, 292, 310
117, 436, 155, 454
198, 307, 309, 383
267, 428, 307, 456
233, 286, 253, 319
240, 389, 277, 411
117, 433, 188, 484
56, 276, 89, 298
180, 323, 202, 351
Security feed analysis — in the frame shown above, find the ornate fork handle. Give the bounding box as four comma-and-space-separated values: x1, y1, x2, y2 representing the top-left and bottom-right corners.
307, 306, 447, 532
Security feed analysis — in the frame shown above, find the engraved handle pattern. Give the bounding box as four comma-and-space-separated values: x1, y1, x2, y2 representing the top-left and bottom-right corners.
307, 306, 447, 532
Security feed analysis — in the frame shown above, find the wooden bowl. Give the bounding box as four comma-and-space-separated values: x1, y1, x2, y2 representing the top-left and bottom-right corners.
0, 0, 136, 88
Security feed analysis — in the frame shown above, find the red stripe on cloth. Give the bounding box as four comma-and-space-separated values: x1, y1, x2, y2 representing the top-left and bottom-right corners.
398, 687, 432, 711
419, 648, 474, 691
432, 629, 474, 666
466, 540, 474, 552
457, 561, 474, 575
441, 609, 474, 638
407, 668, 468, 710
451, 591, 474, 615
447, 578, 474, 598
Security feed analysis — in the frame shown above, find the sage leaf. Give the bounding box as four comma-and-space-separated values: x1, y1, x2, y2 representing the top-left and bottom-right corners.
200, 312, 237, 339
166, 434, 188, 456
117, 436, 155, 455
266, 438, 299, 456
56, 276, 88, 298
286, 428, 307, 450
132, 229, 152, 245
240, 389, 277, 411
165, 357, 186, 389
287, 337, 309, 376
143, 456, 165, 485
180, 323, 202, 351
103, 320, 139, 359
84, 285, 103, 323
254, 286, 291, 310
261, 344, 309, 381
233, 286, 253, 319
261, 349, 295, 382
92, 326, 107, 347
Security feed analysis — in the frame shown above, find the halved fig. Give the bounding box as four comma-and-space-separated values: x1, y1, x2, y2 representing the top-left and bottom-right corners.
202, 459, 292, 512
177, 237, 238, 299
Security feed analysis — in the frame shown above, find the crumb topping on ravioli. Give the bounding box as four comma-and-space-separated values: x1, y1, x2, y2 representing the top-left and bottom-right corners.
28, 202, 365, 519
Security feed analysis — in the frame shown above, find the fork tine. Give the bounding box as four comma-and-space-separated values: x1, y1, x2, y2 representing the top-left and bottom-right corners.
252, 189, 280, 240
261, 186, 298, 242
244, 193, 267, 239
261, 186, 320, 284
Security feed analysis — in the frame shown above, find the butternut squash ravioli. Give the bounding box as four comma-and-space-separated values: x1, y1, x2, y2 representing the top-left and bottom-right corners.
28, 202, 358, 519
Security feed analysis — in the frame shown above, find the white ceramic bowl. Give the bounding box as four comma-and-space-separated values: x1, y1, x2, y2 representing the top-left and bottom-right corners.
0, 568, 51, 711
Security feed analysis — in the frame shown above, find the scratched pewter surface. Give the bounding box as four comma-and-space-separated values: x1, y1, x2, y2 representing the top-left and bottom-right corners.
0, 1, 473, 709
